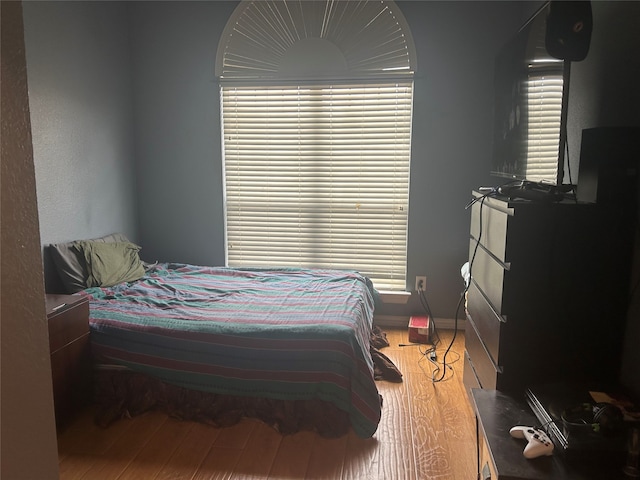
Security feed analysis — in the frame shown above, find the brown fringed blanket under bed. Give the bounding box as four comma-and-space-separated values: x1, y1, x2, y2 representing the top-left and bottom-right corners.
93, 326, 401, 438
79, 262, 402, 438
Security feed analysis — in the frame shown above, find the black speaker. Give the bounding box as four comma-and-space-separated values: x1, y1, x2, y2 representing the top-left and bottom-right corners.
576, 126, 640, 205
545, 1, 593, 61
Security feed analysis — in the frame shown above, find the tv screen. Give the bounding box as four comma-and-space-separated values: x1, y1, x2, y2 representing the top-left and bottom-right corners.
491, 3, 568, 186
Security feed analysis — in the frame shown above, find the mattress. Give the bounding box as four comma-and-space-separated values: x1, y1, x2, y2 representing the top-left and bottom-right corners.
81, 263, 381, 438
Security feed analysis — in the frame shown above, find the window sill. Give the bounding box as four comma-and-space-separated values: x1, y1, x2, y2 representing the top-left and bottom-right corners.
377, 290, 411, 305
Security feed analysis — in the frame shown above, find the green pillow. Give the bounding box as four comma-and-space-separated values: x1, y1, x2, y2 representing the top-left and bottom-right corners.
77, 241, 146, 288
50, 233, 131, 293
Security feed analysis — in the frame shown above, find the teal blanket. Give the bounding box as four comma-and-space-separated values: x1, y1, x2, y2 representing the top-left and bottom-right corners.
83, 263, 381, 438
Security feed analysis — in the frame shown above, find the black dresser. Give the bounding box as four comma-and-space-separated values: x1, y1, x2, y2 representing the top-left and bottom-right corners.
463, 191, 635, 396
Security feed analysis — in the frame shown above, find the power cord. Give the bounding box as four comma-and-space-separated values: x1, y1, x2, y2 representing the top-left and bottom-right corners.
410, 190, 497, 382
430, 291, 464, 383
418, 285, 440, 349
414, 272, 462, 383
430, 192, 489, 383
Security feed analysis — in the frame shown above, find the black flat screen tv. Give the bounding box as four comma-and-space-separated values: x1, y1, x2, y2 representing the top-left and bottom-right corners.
491, 2, 569, 186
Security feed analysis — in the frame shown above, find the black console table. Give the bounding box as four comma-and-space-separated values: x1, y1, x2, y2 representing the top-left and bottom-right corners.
471, 389, 631, 480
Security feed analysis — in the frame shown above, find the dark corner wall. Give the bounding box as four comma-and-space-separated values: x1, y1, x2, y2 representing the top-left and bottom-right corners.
576, 3, 640, 398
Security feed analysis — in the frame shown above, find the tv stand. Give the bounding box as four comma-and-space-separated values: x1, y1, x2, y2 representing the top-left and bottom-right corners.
472, 389, 626, 479
463, 191, 634, 396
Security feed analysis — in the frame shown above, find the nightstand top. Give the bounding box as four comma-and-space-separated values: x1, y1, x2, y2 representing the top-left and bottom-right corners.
45, 293, 88, 317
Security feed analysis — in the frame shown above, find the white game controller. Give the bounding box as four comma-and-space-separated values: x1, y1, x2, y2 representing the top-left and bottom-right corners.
509, 425, 554, 459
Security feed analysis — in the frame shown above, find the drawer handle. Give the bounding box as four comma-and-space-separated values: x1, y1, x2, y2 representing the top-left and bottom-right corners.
52, 303, 67, 312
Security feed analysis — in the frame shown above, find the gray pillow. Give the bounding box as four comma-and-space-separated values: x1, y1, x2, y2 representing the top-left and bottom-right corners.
49, 233, 130, 293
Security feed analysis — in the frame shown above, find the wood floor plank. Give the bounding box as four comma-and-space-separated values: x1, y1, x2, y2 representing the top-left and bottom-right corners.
436, 335, 477, 480
116, 417, 193, 480
348, 437, 417, 480
191, 420, 263, 480
406, 331, 475, 480
230, 421, 282, 478
373, 380, 418, 478
406, 371, 454, 480
340, 431, 386, 480
77, 412, 168, 480
267, 430, 316, 478
58, 412, 141, 480
57, 407, 134, 457
376, 375, 413, 439
154, 422, 221, 480
58, 450, 100, 480
192, 447, 243, 480
305, 433, 348, 479
213, 419, 257, 450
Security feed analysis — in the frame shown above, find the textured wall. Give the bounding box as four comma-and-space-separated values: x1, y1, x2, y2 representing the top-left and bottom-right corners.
1, 2, 60, 478
129, 1, 236, 266
22, 1, 139, 248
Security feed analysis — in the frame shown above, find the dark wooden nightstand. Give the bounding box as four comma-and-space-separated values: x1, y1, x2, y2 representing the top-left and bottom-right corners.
46, 294, 92, 430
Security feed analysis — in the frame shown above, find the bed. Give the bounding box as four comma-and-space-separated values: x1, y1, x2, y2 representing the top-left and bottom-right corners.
48, 234, 401, 438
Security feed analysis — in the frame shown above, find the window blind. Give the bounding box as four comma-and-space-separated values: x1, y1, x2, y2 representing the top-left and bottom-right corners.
221, 82, 412, 290
524, 74, 564, 181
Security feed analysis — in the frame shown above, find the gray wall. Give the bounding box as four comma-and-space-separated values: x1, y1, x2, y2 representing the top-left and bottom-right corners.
23, 1, 139, 290
401, 1, 529, 314
130, 1, 235, 267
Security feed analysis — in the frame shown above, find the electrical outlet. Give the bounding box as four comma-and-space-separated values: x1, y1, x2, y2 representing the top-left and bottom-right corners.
415, 276, 426, 291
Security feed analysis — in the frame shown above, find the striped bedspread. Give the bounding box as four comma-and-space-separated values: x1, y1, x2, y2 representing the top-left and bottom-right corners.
82, 263, 381, 437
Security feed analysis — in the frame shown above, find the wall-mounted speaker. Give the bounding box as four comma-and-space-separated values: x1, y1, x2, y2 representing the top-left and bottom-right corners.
576, 126, 640, 206
545, 1, 593, 61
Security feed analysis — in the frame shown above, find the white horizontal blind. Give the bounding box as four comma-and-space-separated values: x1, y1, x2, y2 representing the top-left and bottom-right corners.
524, 73, 564, 182
222, 83, 412, 290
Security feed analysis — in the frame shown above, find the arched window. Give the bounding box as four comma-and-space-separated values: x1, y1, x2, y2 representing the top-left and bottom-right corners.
217, 0, 416, 291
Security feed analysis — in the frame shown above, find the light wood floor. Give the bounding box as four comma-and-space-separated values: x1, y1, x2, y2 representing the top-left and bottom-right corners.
56, 328, 477, 479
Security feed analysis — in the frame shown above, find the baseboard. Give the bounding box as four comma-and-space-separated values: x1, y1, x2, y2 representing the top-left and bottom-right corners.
374, 314, 465, 331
